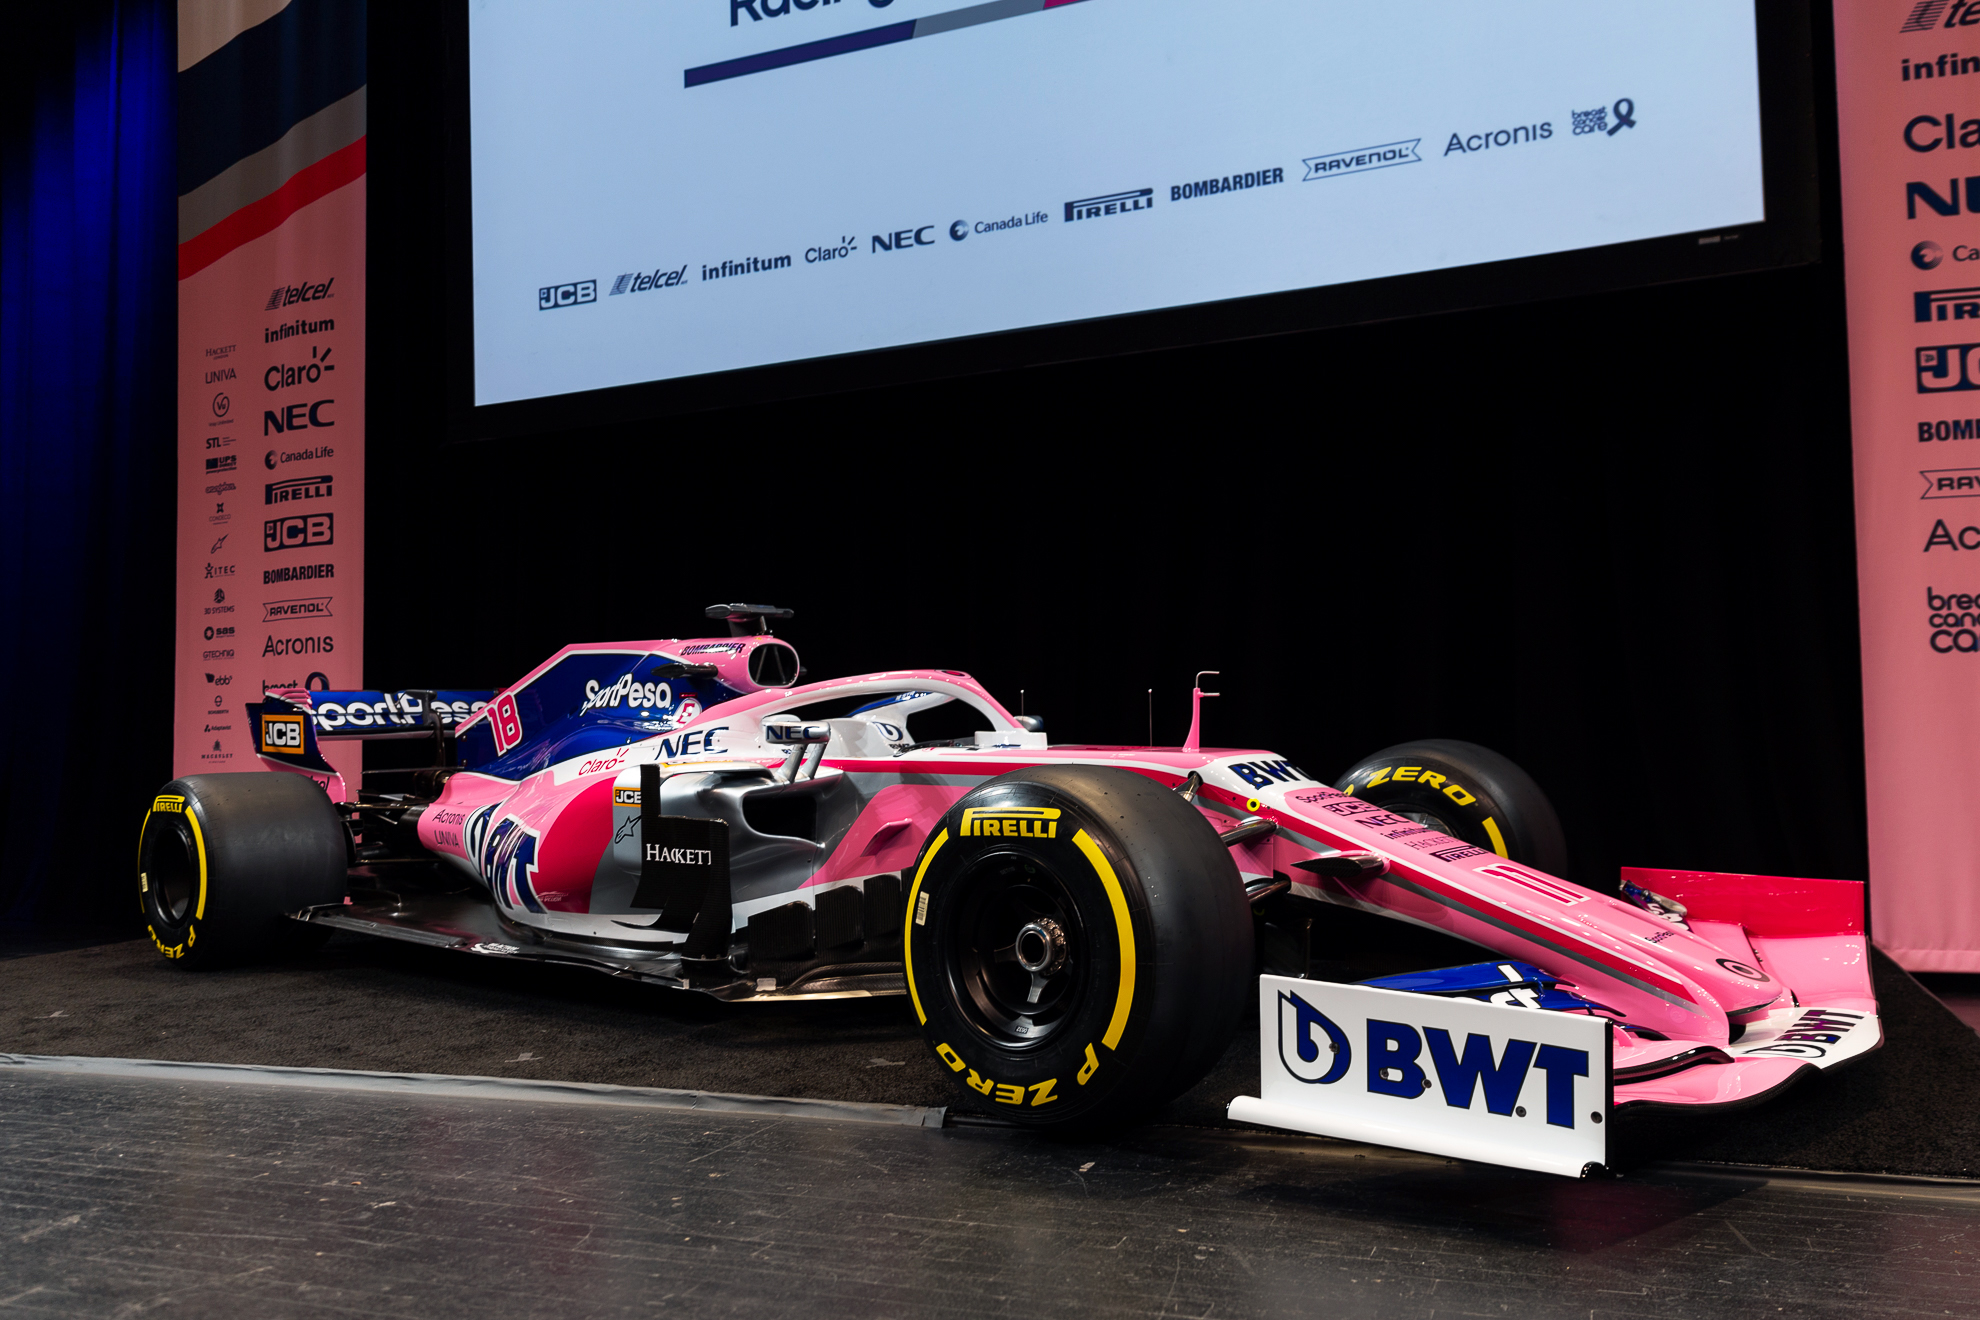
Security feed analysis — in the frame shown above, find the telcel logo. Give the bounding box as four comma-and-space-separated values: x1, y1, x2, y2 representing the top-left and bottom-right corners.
1905, 1, 1980, 32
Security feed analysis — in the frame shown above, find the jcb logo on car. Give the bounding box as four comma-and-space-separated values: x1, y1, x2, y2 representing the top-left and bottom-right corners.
959, 806, 1060, 838
613, 787, 641, 806
260, 714, 305, 754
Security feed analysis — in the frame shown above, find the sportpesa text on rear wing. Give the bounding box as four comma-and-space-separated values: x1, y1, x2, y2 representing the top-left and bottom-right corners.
246, 689, 495, 797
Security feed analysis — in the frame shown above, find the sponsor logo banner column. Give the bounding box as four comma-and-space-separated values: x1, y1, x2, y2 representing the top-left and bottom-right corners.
1838, 1, 1980, 970
175, 0, 365, 783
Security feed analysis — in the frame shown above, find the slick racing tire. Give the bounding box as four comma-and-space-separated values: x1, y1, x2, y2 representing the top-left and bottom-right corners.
905, 765, 1253, 1131
1333, 739, 1569, 876
138, 773, 347, 968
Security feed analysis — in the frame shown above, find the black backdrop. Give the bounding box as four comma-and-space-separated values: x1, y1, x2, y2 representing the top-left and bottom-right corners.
364, 4, 1861, 901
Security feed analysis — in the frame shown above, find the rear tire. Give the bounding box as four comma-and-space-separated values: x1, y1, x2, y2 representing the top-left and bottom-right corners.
905, 765, 1252, 1130
1333, 738, 1568, 876
138, 773, 347, 968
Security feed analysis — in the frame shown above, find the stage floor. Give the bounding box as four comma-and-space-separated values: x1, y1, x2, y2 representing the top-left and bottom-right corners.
3, 1064, 1978, 1320
4, 933, 1979, 1178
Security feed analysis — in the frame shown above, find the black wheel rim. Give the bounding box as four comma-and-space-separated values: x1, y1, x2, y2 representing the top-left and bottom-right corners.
145, 821, 199, 926
945, 851, 1087, 1049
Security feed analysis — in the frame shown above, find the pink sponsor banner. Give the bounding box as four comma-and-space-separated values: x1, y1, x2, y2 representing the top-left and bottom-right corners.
174, 2, 364, 787
1837, 1, 1980, 971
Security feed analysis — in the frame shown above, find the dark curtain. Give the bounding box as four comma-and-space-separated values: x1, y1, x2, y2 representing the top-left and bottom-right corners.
0, 2, 176, 927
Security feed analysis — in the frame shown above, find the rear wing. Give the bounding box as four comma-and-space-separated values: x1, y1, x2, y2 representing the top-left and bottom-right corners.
247, 689, 494, 793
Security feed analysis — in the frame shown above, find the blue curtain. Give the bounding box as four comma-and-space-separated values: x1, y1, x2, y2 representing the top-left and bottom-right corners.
1, 2, 176, 927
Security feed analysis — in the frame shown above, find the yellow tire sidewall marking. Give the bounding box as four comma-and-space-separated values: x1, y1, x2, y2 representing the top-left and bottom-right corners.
1482, 816, 1508, 858
903, 827, 949, 1026
137, 798, 210, 931
1072, 828, 1137, 1053
186, 805, 210, 920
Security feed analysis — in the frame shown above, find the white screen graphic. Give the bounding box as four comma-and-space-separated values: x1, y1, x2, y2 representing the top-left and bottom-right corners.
469, 1, 1763, 405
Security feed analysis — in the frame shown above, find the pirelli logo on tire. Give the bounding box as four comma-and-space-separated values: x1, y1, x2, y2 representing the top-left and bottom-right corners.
959, 806, 1060, 838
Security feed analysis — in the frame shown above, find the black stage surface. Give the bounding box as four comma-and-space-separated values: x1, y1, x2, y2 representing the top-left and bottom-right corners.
3, 1066, 1979, 1319
3, 934, 1978, 1178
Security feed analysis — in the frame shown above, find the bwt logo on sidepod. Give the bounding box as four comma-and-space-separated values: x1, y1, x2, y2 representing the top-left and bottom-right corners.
478, 813, 546, 913
1277, 990, 1593, 1126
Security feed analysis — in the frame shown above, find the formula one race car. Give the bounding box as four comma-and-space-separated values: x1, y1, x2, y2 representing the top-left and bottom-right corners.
139, 605, 1878, 1161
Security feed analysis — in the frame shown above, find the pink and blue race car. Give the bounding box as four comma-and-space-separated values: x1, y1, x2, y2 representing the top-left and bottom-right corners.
138, 605, 1878, 1168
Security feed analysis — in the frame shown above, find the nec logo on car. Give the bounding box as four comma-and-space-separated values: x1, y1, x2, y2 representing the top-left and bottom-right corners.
538, 280, 597, 310
1277, 990, 1592, 1126
264, 514, 334, 552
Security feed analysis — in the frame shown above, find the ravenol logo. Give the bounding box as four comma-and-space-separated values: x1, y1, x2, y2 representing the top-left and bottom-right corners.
959, 806, 1061, 838
260, 713, 305, 754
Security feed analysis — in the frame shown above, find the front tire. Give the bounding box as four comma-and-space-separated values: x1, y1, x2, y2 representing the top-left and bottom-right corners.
138, 773, 347, 967
1333, 738, 1569, 875
905, 765, 1252, 1130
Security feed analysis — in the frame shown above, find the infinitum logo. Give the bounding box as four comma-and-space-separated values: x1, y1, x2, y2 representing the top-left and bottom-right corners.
1905, 0, 1980, 32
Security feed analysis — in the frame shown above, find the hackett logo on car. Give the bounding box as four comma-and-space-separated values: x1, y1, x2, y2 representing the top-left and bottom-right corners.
264, 513, 334, 552
538, 280, 597, 310
959, 806, 1060, 838
1302, 141, 1420, 181
265, 475, 332, 505
1064, 189, 1153, 222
